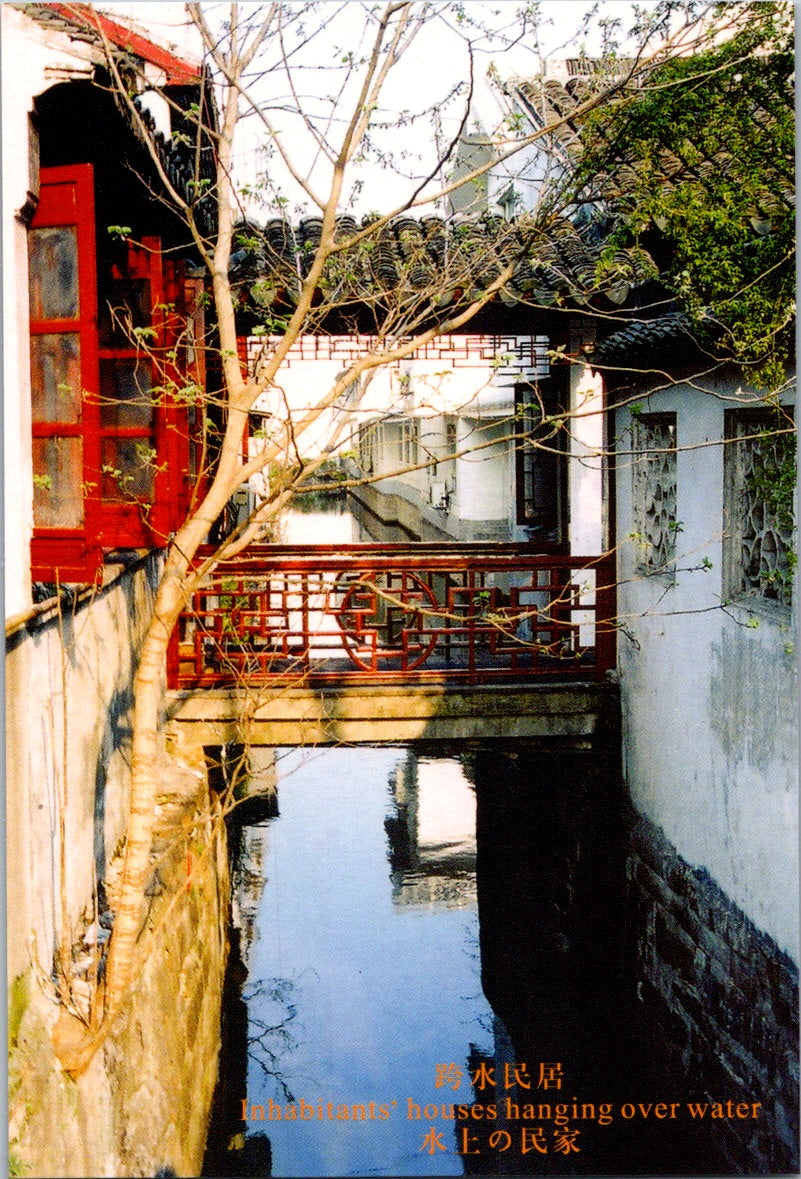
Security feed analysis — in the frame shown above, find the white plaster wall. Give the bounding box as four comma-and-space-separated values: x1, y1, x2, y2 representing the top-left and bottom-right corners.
456, 416, 509, 523
253, 358, 359, 461
404, 358, 506, 417
419, 417, 454, 508
249, 342, 524, 532
246, 334, 605, 546
568, 350, 604, 556
1, 7, 57, 616
615, 381, 798, 960
3, 214, 34, 616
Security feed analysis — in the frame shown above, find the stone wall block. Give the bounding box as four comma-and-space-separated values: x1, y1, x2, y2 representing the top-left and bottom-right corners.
633, 856, 673, 908
695, 922, 733, 973
653, 908, 701, 979
627, 807, 799, 1174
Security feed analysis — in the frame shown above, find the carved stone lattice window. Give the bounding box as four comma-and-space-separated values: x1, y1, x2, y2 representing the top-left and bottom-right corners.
632, 413, 678, 575
724, 409, 795, 610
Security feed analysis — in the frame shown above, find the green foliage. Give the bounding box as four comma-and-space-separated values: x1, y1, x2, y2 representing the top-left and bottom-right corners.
578, 2, 794, 388
133, 442, 159, 468
219, 577, 251, 643
234, 232, 262, 252
748, 416, 797, 536
152, 379, 204, 406
250, 280, 279, 309
747, 413, 797, 600
8, 972, 29, 1050
9, 1150, 28, 1177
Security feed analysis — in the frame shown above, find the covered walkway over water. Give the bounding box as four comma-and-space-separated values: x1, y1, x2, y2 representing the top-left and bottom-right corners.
166, 537, 618, 751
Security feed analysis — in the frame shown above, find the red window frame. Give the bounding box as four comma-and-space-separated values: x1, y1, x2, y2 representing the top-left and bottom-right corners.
30, 163, 102, 584
30, 164, 201, 585
96, 234, 166, 549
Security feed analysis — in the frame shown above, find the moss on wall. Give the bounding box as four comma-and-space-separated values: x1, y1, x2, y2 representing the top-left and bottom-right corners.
8, 756, 230, 1179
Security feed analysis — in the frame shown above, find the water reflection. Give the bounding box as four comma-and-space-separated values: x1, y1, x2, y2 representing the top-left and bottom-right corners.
232, 824, 270, 969
278, 489, 421, 545
205, 738, 716, 1179
385, 752, 477, 908
201, 494, 737, 1178
209, 746, 495, 1178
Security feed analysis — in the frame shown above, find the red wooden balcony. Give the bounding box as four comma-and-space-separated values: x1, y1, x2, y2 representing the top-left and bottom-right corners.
168, 544, 617, 689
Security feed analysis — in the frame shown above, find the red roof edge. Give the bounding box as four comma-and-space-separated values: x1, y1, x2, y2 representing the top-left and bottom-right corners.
49, 2, 201, 86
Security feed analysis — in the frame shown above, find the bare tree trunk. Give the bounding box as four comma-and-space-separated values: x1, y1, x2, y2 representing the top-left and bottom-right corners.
101, 583, 183, 1017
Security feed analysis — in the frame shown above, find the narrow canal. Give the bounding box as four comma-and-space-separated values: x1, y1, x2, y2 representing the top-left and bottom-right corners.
202, 736, 715, 1178
200, 494, 712, 1177
208, 745, 501, 1177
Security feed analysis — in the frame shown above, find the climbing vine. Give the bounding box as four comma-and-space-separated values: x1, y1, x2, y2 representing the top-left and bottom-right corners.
576, 1, 795, 390
746, 414, 797, 603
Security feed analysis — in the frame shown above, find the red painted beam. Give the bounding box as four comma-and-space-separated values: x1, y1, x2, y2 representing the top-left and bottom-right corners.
50, 3, 201, 85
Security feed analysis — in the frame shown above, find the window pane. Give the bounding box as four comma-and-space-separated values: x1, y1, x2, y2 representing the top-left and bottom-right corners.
102, 437, 155, 500
98, 274, 152, 347
515, 383, 565, 541
29, 227, 79, 320
30, 333, 82, 424
99, 358, 154, 428
32, 436, 83, 527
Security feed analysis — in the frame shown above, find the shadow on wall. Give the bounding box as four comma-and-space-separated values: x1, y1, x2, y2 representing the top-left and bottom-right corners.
93, 683, 134, 905
6, 554, 161, 981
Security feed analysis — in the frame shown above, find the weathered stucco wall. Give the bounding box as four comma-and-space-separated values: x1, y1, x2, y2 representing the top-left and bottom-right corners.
9, 755, 230, 1178
2, 3, 59, 617
614, 382, 798, 959
6, 556, 161, 985
7, 554, 232, 1176
567, 335, 605, 556
610, 374, 798, 1172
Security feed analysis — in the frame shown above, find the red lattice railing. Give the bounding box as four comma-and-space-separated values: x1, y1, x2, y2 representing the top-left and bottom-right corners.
168, 544, 617, 689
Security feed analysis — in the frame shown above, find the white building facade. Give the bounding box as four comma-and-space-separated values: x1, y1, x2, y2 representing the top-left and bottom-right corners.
611, 359, 797, 956
243, 326, 605, 553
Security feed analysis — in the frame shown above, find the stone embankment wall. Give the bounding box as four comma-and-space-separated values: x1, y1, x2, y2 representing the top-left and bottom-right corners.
9, 750, 230, 1178
348, 481, 452, 542
626, 811, 799, 1175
